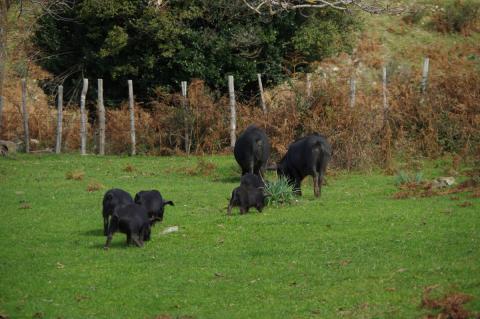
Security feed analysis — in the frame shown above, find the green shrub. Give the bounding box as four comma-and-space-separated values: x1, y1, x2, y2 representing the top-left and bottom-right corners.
33, 0, 360, 102
430, 0, 480, 34
402, 5, 428, 25
394, 170, 424, 186
264, 177, 295, 206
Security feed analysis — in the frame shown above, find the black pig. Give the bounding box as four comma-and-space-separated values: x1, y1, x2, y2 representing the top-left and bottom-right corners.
104, 203, 151, 249
234, 125, 271, 177
277, 133, 332, 197
134, 190, 174, 225
102, 188, 134, 236
227, 174, 266, 215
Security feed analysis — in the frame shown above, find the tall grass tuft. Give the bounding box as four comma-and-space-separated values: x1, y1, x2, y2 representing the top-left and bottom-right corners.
395, 170, 424, 186
264, 177, 295, 206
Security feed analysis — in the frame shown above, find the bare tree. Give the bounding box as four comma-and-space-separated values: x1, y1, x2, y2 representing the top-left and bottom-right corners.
242, 0, 403, 15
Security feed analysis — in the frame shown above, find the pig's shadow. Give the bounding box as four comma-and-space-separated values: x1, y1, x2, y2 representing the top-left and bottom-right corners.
215, 176, 240, 184
82, 229, 104, 237
91, 241, 128, 250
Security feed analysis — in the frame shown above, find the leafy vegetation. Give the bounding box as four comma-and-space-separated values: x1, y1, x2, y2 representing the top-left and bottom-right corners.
0, 154, 479, 318
264, 176, 295, 206
394, 170, 424, 186
33, 0, 360, 102
430, 0, 480, 34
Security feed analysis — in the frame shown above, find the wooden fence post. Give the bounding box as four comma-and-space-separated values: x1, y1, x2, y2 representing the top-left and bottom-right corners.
420, 57, 429, 94
80, 78, 88, 155
55, 85, 63, 154
382, 66, 388, 125
306, 73, 312, 100
181, 80, 190, 155
349, 77, 356, 108
228, 75, 236, 148
0, 95, 3, 133
257, 73, 267, 114
0, 95, 3, 135
128, 80, 136, 156
21, 78, 30, 153
97, 79, 105, 155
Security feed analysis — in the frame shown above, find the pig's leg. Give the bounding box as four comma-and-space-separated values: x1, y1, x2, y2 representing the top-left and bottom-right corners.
103, 216, 109, 236
313, 173, 320, 198
132, 234, 144, 247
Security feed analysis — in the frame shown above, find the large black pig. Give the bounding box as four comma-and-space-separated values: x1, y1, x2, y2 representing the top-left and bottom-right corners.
134, 190, 174, 226
234, 125, 271, 177
277, 133, 332, 197
102, 188, 134, 236
104, 203, 151, 249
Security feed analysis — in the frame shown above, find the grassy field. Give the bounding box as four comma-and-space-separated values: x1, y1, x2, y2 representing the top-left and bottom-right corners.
0, 154, 479, 318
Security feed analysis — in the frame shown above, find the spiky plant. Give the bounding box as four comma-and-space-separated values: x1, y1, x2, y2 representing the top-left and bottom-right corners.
394, 170, 423, 186
264, 177, 296, 206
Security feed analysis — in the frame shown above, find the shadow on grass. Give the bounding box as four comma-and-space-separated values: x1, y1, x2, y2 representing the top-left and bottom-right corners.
214, 175, 240, 184
90, 241, 132, 250
81, 229, 104, 237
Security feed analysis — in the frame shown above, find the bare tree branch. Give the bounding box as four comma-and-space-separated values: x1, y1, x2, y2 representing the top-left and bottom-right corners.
148, 0, 168, 10
242, 0, 404, 15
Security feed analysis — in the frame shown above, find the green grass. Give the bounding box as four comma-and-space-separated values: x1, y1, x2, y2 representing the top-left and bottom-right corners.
0, 154, 479, 318
361, 0, 480, 63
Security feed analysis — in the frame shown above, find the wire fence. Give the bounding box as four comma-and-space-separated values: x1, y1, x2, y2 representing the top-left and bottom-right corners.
0, 73, 381, 151
1, 56, 478, 170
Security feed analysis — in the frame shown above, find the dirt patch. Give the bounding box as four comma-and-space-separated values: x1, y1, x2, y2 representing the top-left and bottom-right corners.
66, 170, 85, 181
123, 164, 136, 173
469, 190, 480, 199
86, 181, 104, 192
152, 316, 194, 319
392, 178, 480, 200
421, 287, 478, 319
19, 203, 31, 209
458, 201, 473, 208
171, 158, 217, 177
189, 158, 216, 176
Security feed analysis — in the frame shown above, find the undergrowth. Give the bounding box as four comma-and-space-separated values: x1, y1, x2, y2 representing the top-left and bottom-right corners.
395, 170, 424, 186
1, 6, 479, 172
264, 177, 295, 206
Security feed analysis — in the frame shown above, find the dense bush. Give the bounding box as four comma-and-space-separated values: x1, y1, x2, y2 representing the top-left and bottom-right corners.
2, 48, 478, 168
33, 0, 360, 104
430, 0, 480, 34
401, 5, 428, 25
